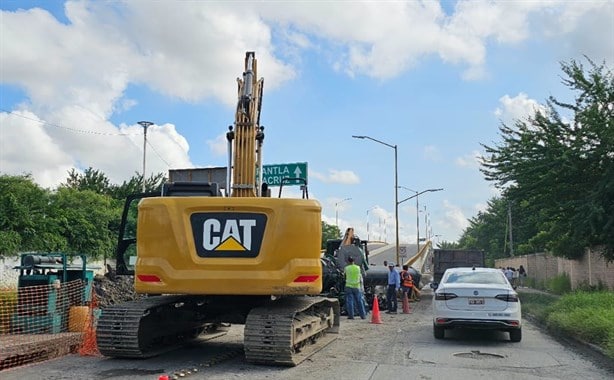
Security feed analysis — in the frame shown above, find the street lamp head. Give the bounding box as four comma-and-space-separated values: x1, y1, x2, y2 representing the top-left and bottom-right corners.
335, 197, 352, 206
335, 197, 352, 228
351, 135, 366, 139
138, 121, 154, 128
398, 186, 417, 193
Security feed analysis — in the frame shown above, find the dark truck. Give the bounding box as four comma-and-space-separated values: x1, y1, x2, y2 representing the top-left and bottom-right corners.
432, 249, 485, 284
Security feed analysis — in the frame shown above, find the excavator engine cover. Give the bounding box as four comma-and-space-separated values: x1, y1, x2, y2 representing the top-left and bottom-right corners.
134, 196, 323, 296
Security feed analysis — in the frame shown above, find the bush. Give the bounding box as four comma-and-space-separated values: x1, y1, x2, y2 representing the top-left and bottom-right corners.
576, 279, 609, 292
546, 273, 571, 295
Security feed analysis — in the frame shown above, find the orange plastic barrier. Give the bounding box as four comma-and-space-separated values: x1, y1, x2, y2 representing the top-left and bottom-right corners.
0, 279, 96, 370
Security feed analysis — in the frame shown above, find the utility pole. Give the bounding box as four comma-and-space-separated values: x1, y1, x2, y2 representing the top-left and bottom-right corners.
138, 121, 154, 192
508, 203, 514, 256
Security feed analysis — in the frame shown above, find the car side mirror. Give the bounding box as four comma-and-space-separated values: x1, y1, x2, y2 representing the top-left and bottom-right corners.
430, 282, 438, 290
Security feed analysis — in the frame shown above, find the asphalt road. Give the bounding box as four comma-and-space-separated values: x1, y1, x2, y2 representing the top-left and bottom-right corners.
2, 287, 612, 380
367, 243, 419, 267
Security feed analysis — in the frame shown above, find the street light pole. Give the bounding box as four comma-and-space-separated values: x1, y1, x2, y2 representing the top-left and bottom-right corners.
398, 187, 444, 254
138, 121, 154, 192
352, 135, 399, 265
335, 197, 352, 228
399, 186, 420, 255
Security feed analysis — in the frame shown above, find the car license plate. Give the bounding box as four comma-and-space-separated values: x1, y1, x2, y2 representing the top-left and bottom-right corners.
469, 298, 484, 305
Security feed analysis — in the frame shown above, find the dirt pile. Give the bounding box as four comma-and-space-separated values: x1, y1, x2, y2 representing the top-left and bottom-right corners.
93, 266, 144, 308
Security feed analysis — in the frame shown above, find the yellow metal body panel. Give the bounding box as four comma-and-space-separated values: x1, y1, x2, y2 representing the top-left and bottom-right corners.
135, 197, 322, 296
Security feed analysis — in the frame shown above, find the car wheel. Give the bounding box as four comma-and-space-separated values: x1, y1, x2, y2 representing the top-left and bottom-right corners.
509, 328, 522, 342
433, 325, 445, 339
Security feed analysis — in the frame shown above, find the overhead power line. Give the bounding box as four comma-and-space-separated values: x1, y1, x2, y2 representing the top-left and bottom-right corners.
1, 108, 173, 168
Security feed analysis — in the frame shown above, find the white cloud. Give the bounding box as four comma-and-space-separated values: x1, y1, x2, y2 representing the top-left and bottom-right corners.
495, 93, 546, 126
475, 202, 489, 214
206, 134, 229, 157
365, 206, 394, 242
538, 1, 614, 63
0, 110, 74, 188
1, 1, 611, 187
439, 200, 470, 240
455, 150, 482, 168
311, 169, 360, 185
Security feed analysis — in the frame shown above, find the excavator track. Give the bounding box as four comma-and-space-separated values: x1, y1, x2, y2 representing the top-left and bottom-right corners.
96, 295, 224, 358
244, 297, 340, 366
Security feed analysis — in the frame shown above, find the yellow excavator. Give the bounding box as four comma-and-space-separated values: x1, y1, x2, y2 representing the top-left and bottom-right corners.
96, 52, 340, 366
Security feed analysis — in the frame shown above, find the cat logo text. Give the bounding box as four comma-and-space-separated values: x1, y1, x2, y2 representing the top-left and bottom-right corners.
190, 212, 267, 258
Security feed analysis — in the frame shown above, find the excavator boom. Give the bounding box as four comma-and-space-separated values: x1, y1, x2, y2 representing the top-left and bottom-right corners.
231, 51, 264, 197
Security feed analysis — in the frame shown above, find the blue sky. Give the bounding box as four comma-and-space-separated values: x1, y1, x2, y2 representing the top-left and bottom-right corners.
1, 1, 613, 245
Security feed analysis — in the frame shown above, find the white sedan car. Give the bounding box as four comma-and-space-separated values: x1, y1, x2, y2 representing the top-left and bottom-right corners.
431, 267, 522, 342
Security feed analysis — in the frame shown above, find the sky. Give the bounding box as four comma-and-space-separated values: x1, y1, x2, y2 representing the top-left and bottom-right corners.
1, 0, 613, 246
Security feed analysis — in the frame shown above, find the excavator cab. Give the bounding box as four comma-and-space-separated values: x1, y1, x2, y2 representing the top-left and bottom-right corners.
114, 182, 222, 275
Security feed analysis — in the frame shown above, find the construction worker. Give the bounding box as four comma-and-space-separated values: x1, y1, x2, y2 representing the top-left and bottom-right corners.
344, 256, 366, 320
400, 265, 413, 301
385, 262, 400, 314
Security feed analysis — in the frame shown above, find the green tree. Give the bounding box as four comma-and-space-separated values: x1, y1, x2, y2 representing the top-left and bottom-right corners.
0, 175, 60, 256
437, 240, 460, 249
47, 188, 120, 260
109, 172, 166, 200
321, 221, 341, 249
481, 58, 614, 260
62, 167, 166, 200
64, 167, 111, 194
458, 197, 544, 263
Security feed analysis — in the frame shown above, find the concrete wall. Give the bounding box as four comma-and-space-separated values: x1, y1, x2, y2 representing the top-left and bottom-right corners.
0, 257, 110, 289
495, 246, 614, 290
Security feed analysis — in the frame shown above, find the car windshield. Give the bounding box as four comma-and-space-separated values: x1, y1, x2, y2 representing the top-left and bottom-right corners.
443, 271, 508, 285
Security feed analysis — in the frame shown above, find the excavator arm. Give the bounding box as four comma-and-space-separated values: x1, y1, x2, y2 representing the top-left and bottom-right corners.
227, 51, 265, 198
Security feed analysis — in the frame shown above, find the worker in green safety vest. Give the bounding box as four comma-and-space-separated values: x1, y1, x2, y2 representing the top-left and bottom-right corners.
344, 256, 366, 319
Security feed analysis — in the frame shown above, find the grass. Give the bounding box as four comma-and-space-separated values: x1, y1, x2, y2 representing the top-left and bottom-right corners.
520, 289, 614, 359
518, 291, 559, 320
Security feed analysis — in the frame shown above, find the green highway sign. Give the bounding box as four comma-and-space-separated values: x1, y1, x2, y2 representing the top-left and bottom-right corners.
260, 162, 308, 186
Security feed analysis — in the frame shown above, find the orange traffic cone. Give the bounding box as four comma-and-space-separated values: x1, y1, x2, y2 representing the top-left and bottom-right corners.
371, 295, 382, 324
402, 292, 412, 314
